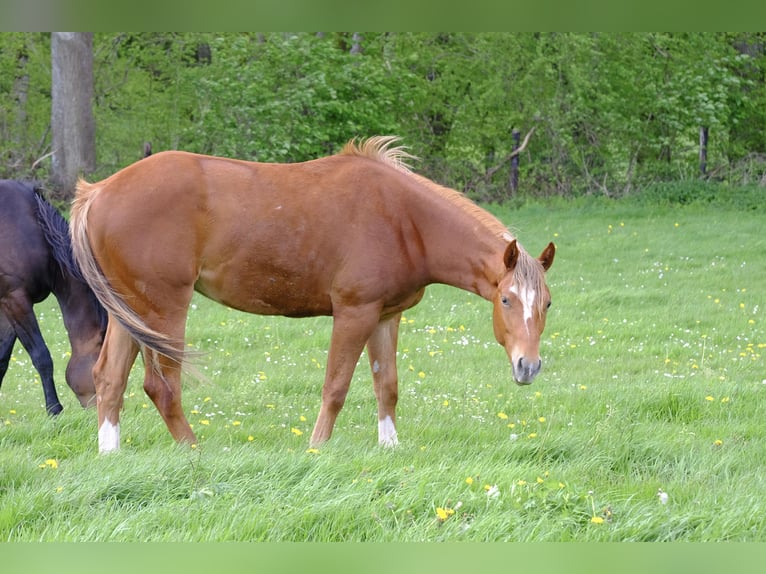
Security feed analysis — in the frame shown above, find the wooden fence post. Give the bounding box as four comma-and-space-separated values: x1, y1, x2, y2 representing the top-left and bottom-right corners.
509, 128, 521, 194
699, 126, 708, 177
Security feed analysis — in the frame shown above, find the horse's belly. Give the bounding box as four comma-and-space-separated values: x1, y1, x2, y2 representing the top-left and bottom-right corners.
194, 269, 333, 317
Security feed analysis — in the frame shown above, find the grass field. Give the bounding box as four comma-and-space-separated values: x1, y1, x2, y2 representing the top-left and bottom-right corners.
1, 193, 764, 541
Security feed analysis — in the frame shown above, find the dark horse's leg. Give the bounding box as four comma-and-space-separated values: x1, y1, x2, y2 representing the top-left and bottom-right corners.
0, 292, 63, 415
0, 315, 17, 387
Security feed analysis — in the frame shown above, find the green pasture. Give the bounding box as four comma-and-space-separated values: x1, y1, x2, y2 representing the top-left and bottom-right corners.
1, 193, 764, 541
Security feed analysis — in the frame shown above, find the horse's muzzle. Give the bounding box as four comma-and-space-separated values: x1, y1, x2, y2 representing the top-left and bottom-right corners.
513, 357, 542, 385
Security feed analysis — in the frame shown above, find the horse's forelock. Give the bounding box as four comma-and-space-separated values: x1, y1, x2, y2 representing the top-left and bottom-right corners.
513, 249, 549, 314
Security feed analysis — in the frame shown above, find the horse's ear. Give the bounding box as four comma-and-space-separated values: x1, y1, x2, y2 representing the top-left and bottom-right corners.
538, 242, 556, 271
503, 239, 519, 270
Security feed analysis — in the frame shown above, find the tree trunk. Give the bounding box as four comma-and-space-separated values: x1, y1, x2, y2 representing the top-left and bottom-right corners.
51, 32, 95, 200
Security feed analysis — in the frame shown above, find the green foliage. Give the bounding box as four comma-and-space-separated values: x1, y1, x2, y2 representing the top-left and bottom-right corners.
1, 32, 765, 197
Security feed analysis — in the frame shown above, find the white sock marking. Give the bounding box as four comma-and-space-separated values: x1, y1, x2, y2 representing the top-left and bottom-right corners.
378, 416, 398, 447
98, 419, 120, 453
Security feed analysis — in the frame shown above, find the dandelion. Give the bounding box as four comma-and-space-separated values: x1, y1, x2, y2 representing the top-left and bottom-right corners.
536, 476, 545, 484
232, 420, 241, 426
537, 416, 546, 423
435, 507, 455, 522
199, 419, 210, 425
528, 433, 538, 439
705, 396, 714, 402
306, 448, 320, 454
39, 459, 58, 469
291, 427, 303, 436
591, 516, 604, 524
465, 477, 474, 485
497, 412, 508, 420
247, 435, 254, 442
419, 371, 426, 379
713, 439, 723, 447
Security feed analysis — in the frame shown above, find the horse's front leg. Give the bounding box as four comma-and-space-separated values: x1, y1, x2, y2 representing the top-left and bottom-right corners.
310, 304, 381, 446
94, 315, 139, 453
366, 313, 402, 447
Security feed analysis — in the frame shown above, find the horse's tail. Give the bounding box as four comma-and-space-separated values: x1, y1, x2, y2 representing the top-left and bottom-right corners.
70, 179, 187, 367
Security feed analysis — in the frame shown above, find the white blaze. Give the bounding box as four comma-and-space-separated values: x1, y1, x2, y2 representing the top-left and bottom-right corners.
510, 285, 537, 330
98, 419, 120, 453
378, 416, 398, 447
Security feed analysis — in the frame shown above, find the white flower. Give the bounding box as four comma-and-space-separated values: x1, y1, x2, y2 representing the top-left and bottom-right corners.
486, 484, 500, 498
657, 488, 669, 505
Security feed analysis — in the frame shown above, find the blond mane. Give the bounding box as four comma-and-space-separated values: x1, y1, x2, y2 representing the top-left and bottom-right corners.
341, 136, 548, 309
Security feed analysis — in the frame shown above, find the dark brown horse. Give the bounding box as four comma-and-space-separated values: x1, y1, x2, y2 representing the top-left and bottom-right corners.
0, 180, 106, 414
70, 137, 555, 453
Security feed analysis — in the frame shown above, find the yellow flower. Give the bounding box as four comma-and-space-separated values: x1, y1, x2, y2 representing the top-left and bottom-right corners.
435, 507, 454, 522
705, 396, 714, 402
591, 516, 604, 524
41, 459, 58, 469
306, 448, 320, 454
232, 420, 241, 426
199, 419, 210, 425
497, 412, 508, 420
538, 416, 546, 423
713, 439, 723, 447
528, 433, 537, 439
465, 477, 474, 485
291, 427, 304, 436
247, 435, 254, 442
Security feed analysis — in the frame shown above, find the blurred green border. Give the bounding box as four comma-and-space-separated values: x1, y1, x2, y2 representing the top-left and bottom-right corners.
3, 542, 764, 574
1, 0, 765, 31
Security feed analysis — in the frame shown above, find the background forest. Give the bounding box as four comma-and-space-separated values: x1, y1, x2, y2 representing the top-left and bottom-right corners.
1, 32, 765, 201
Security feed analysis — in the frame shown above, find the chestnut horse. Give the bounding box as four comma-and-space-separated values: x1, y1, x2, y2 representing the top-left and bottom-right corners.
70, 137, 555, 453
0, 180, 106, 414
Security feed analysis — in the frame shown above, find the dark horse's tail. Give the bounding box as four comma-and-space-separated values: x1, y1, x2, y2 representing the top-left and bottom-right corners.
70, 179, 187, 367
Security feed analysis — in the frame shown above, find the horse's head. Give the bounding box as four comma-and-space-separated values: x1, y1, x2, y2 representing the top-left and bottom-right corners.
492, 240, 556, 385
63, 294, 106, 409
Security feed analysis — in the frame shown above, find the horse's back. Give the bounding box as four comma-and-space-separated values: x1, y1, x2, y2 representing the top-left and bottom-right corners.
77, 150, 427, 317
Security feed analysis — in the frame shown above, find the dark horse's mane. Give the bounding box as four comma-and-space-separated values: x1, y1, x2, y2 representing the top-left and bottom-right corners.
31, 184, 108, 329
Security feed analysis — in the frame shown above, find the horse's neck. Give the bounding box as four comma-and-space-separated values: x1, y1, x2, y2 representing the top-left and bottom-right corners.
52, 272, 102, 348
412, 193, 506, 301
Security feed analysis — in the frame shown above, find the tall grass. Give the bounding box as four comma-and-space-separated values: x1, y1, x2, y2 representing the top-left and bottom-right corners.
1, 195, 764, 541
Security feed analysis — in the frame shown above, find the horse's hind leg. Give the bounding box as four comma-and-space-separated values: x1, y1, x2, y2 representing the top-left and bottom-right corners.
94, 315, 139, 453
366, 313, 402, 447
1, 293, 62, 415
142, 349, 196, 445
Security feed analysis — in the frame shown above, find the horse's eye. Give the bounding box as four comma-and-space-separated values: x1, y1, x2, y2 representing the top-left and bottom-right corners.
546, 300, 552, 310
501, 295, 510, 306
